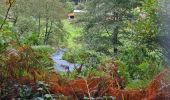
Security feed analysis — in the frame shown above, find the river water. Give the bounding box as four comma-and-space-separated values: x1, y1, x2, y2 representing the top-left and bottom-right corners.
52, 48, 79, 72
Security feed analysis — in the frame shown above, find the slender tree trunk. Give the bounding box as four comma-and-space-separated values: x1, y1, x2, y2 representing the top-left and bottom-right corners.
38, 14, 41, 35
44, 3, 49, 45
46, 21, 53, 44
0, 0, 15, 30
13, 16, 18, 26
44, 21, 53, 45
44, 17, 49, 45
112, 26, 119, 56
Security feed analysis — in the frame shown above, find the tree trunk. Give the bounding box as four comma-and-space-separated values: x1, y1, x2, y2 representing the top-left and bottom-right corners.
112, 26, 119, 56
0, 0, 15, 30
44, 17, 49, 45
44, 3, 49, 45
13, 16, 18, 26
45, 21, 53, 45
38, 14, 41, 36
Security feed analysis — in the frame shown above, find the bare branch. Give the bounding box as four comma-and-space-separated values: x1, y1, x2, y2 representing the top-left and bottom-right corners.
0, 0, 15, 30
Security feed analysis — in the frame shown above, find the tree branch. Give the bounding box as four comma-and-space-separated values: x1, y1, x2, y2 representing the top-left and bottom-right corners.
0, 0, 15, 30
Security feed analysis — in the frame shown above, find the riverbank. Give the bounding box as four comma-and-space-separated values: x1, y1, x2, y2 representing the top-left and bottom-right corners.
52, 48, 80, 72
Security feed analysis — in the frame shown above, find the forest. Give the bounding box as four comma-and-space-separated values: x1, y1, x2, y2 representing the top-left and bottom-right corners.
0, 0, 170, 99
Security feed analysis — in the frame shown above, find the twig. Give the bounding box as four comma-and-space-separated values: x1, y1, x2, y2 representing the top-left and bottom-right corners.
121, 93, 125, 100
99, 80, 114, 97
115, 79, 120, 89
84, 78, 91, 100
70, 85, 79, 100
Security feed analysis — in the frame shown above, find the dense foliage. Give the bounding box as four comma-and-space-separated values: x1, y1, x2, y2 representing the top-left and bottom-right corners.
0, 0, 67, 46
0, 0, 169, 99
75, 0, 164, 83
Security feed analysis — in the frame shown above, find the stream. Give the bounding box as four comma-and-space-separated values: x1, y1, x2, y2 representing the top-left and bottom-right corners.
52, 48, 79, 72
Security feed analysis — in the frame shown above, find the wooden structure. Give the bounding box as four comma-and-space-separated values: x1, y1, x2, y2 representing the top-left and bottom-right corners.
68, 13, 75, 19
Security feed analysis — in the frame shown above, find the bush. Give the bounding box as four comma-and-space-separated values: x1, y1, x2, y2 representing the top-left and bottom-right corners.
118, 45, 164, 80
32, 45, 55, 71
117, 0, 164, 81
32, 45, 55, 55
126, 79, 150, 90
21, 32, 40, 45
0, 21, 55, 83
0, 45, 55, 83
0, 81, 56, 99
62, 48, 106, 68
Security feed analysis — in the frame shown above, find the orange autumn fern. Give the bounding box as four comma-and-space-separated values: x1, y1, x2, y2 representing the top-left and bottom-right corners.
48, 63, 170, 99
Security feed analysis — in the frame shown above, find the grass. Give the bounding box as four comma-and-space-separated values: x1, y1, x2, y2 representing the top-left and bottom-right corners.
62, 20, 83, 49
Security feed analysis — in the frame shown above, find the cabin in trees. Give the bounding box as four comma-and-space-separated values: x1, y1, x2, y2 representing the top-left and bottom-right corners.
67, 10, 86, 20
68, 13, 75, 19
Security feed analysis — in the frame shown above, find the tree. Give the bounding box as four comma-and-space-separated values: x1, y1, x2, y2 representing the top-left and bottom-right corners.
43, 0, 66, 45
80, 0, 143, 56
0, 0, 67, 46
78, 0, 163, 80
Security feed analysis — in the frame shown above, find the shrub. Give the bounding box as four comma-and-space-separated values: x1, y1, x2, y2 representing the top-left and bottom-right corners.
31, 45, 55, 71
0, 45, 55, 83
32, 45, 55, 55
0, 81, 56, 99
62, 48, 106, 68
118, 0, 164, 81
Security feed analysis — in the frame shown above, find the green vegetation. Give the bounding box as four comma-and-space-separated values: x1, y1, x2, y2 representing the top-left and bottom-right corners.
61, 0, 164, 89
63, 48, 111, 67
32, 45, 55, 71
63, 20, 83, 48
0, 0, 168, 99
